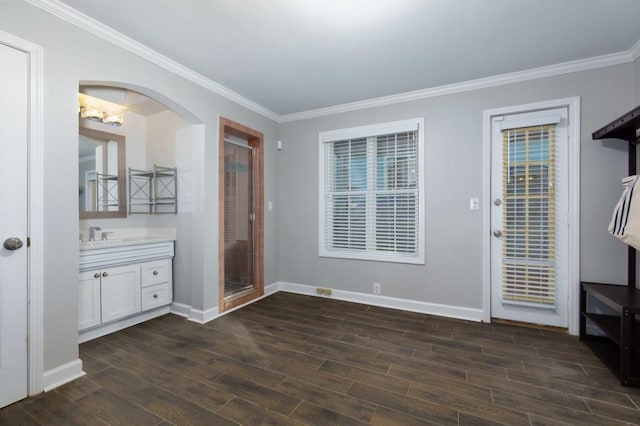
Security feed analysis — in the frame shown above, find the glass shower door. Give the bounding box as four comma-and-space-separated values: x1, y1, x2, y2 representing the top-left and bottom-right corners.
223, 141, 255, 298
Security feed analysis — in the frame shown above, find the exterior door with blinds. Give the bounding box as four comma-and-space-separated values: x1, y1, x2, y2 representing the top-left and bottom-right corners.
490, 107, 569, 327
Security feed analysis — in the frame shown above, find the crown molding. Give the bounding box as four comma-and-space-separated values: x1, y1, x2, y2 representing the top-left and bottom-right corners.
22, 0, 640, 124
279, 48, 638, 122
630, 37, 640, 62
24, 0, 280, 122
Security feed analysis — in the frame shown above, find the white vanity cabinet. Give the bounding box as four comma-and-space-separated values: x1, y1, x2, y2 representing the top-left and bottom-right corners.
79, 240, 174, 342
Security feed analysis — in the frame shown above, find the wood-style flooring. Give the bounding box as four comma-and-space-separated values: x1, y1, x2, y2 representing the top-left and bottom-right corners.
2, 291, 640, 425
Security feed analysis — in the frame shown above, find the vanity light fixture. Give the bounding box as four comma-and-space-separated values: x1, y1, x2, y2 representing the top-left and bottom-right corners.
79, 106, 103, 122
102, 112, 124, 127
78, 93, 125, 127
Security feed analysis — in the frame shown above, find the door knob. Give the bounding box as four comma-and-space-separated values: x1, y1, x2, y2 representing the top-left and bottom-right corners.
102, 271, 109, 277
494, 199, 502, 206
493, 230, 503, 238
3, 237, 23, 251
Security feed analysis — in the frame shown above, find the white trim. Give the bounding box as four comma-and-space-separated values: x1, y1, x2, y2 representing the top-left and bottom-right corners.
21, 0, 640, 124
318, 118, 425, 265
79, 306, 171, 343
567, 99, 581, 336
279, 51, 635, 122
170, 302, 191, 318
319, 119, 420, 142
175, 282, 280, 323
172, 282, 483, 325
497, 114, 561, 131
277, 281, 484, 321
482, 97, 581, 334
24, 0, 279, 122
630, 38, 640, 62
0, 29, 45, 397
187, 306, 219, 324
42, 359, 84, 392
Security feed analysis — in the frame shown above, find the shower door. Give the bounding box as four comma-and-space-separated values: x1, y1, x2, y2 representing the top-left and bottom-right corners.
223, 141, 255, 298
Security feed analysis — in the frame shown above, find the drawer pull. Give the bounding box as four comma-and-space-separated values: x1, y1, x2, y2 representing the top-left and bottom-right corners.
153, 293, 159, 299
94, 272, 101, 278
102, 272, 108, 277
153, 270, 159, 276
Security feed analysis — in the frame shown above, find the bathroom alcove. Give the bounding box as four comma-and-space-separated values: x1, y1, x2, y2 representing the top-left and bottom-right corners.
78, 81, 206, 318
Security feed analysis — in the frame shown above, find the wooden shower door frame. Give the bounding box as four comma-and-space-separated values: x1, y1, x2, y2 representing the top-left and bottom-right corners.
218, 117, 264, 313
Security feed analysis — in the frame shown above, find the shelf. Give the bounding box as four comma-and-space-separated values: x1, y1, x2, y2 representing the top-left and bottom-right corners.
592, 105, 640, 143
581, 282, 640, 386
582, 282, 640, 313
128, 164, 177, 215
582, 313, 622, 345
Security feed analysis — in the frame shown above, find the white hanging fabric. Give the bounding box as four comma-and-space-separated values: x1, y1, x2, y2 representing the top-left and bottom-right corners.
609, 175, 640, 250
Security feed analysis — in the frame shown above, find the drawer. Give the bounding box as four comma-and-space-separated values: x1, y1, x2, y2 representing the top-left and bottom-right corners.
142, 259, 170, 287
141, 283, 170, 311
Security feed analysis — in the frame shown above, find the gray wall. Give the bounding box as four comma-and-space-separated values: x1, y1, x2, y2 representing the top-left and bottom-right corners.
277, 63, 637, 309
0, 1, 278, 371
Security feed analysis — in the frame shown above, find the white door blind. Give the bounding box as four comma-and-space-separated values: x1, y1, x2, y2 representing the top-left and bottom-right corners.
502, 125, 556, 305
323, 130, 419, 261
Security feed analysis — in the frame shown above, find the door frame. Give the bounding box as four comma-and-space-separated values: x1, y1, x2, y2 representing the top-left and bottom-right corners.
218, 117, 264, 313
0, 30, 45, 394
482, 97, 580, 334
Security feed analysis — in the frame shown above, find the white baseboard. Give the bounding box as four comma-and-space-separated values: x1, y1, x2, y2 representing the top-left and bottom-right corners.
276, 281, 484, 322
187, 306, 219, 324
181, 282, 281, 324
42, 359, 85, 392
170, 281, 483, 325
264, 281, 279, 296
79, 306, 171, 343
170, 302, 191, 318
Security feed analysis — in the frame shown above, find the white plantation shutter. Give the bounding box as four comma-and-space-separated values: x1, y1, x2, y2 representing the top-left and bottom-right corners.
502, 125, 557, 305
320, 119, 424, 264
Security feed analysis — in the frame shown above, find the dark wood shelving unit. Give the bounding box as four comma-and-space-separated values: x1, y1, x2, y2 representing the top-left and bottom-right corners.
580, 106, 640, 386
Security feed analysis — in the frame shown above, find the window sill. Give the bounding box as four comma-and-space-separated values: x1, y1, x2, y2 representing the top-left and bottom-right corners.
319, 251, 425, 265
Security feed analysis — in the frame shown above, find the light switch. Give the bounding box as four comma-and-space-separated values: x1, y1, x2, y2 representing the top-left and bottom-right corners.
268, 201, 273, 211
470, 197, 480, 210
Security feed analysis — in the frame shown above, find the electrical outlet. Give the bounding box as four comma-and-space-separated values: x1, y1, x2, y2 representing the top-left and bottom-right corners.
373, 282, 381, 295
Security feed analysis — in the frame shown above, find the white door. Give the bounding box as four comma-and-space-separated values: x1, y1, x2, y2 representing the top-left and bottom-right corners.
490, 107, 569, 328
0, 43, 29, 408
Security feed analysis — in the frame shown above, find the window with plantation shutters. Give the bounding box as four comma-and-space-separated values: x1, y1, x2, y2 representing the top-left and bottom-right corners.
319, 119, 424, 264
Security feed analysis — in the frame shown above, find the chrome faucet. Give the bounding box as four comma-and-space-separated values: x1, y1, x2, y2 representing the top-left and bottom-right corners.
88, 226, 101, 242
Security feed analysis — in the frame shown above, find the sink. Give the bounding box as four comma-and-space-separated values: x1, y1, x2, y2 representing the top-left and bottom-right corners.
80, 228, 176, 250
80, 235, 173, 250
80, 238, 123, 248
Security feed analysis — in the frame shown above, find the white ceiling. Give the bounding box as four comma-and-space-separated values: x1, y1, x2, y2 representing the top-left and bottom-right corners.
59, 0, 640, 116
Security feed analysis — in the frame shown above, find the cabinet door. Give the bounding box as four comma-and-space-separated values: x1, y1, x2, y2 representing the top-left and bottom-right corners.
101, 264, 141, 323
79, 270, 101, 331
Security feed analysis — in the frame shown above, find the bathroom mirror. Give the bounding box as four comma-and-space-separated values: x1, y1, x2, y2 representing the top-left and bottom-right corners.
79, 127, 126, 219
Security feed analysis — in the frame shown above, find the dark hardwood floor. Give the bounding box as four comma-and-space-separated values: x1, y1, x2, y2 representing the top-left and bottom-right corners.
2, 291, 640, 425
